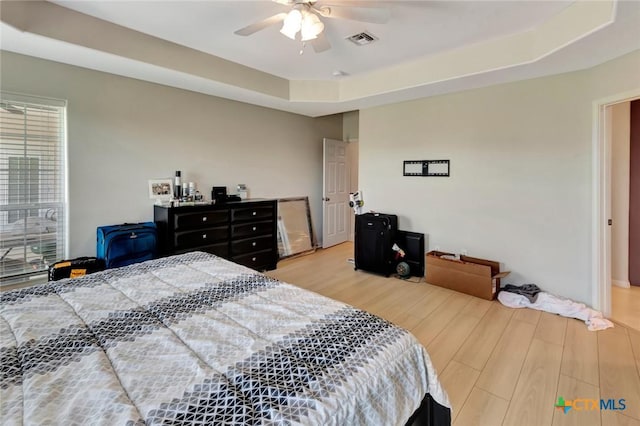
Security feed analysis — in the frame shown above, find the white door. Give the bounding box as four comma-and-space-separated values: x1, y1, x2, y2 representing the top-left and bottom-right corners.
322, 138, 349, 248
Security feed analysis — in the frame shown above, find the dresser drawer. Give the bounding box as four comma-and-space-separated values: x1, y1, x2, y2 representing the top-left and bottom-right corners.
231, 235, 274, 256
175, 242, 229, 258
232, 250, 276, 271
231, 220, 273, 239
231, 205, 274, 222
154, 200, 277, 271
174, 210, 228, 231
174, 226, 228, 249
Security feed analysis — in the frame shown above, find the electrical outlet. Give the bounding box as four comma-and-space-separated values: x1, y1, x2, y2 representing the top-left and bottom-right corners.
461, 249, 468, 256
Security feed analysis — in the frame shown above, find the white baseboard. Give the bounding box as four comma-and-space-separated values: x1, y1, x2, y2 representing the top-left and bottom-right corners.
612, 279, 631, 288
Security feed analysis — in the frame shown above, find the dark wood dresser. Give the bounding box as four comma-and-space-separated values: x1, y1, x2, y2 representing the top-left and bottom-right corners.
154, 199, 278, 271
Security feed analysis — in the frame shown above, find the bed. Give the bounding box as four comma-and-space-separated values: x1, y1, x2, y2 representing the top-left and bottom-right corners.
0, 251, 451, 425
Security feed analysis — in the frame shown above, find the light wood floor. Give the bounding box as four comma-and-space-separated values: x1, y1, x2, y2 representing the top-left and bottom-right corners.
267, 242, 640, 426
612, 285, 640, 331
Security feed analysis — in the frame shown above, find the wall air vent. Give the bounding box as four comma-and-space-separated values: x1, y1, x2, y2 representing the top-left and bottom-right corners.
346, 31, 378, 46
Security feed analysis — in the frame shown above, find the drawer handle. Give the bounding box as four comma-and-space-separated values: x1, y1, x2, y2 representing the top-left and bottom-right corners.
252, 257, 256, 262
202, 234, 207, 239
252, 242, 256, 247
252, 226, 257, 231
202, 217, 207, 222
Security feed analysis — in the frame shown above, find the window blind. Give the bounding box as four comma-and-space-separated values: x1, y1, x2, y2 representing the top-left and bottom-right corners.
0, 93, 67, 283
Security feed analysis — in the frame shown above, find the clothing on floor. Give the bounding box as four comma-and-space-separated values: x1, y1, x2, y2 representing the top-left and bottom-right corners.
498, 288, 613, 331
501, 283, 542, 303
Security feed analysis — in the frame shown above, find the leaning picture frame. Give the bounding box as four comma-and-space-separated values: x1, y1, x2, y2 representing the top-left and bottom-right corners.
276, 196, 316, 259
148, 179, 173, 203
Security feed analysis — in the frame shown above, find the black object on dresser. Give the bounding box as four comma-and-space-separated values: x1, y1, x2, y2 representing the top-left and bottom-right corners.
354, 212, 398, 277
154, 199, 278, 271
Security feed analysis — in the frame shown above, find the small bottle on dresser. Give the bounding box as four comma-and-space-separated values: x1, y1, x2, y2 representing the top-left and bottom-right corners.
174, 171, 182, 200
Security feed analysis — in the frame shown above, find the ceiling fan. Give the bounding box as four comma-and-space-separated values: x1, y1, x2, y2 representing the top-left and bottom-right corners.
233, 0, 390, 53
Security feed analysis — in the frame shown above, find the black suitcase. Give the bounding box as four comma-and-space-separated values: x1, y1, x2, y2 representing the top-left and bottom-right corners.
48, 257, 106, 281
354, 213, 398, 277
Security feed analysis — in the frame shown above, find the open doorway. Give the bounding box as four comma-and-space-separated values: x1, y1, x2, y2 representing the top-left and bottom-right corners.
594, 91, 640, 329
610, 100, 640, 329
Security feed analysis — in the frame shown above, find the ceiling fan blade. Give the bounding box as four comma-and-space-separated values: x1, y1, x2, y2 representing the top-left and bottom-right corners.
234, 13, 288, 36
315, 5, 390, 24
311, 32, 331, 53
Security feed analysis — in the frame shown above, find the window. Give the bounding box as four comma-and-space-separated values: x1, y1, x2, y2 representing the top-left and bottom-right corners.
0, 93, 67, 284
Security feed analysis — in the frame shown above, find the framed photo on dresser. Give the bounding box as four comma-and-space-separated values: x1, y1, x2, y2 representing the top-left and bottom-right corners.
148, 178, 173, 203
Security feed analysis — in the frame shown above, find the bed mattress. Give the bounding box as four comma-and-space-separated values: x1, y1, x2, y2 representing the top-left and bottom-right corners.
1, 251, 450, 425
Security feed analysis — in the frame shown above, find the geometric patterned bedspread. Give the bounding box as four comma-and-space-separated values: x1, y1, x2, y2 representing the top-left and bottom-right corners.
0, 251, 450, 425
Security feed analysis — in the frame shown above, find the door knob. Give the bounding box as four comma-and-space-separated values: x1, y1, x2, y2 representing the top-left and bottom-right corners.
323, 197, 331, 201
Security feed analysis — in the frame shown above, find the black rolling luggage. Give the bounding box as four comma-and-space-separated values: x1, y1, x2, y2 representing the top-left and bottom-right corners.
48, 257, 106, 281
354, 212, 398, 277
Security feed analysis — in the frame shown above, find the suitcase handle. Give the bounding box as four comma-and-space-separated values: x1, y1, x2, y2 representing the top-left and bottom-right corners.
119, 222, 149, 229
54, 256, 96, 264
99, 223, 156, 236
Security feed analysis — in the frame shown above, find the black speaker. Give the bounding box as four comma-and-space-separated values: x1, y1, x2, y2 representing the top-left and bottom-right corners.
211, 186, 227, 203
396, 230, 425, 277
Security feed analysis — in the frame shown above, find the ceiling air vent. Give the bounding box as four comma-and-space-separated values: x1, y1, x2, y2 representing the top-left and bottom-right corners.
346, 31, 378, 46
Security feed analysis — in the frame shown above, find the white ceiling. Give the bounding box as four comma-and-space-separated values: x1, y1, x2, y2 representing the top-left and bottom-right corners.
51, 0, 575, 80
1, 1, 639, 117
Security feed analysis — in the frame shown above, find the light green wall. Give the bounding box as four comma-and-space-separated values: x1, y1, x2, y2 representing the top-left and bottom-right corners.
359, 50, 640, 305
0, 51, 343, 257
342, 111, 359, 142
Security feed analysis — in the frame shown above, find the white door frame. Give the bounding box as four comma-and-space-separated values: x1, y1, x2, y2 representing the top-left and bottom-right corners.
346, 139, 359, 242
592, 89, 640, 316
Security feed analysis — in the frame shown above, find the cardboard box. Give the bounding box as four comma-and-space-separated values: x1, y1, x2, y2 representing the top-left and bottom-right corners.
425, 251, 510, 300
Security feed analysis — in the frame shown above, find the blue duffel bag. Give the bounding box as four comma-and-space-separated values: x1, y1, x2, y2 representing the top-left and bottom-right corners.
96, 222, 157, 269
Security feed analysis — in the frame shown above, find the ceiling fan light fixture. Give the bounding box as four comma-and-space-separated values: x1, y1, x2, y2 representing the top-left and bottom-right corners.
280, 9, 302, 40
300, 12, 324, 41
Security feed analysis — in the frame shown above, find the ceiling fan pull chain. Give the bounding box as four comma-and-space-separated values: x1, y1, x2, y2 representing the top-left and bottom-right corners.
300, 41, 306, 56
